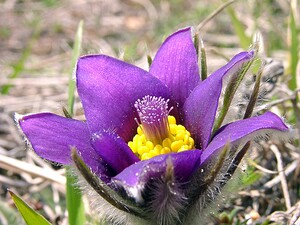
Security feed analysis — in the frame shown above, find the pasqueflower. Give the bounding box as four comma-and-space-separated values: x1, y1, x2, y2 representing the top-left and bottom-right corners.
17, 27, 289, 225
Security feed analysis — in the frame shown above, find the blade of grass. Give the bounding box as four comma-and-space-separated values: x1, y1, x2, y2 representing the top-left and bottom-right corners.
68, 20, 83, 116
0, 200, 25, 225
288, 0, 300, 129
9, 190, 51, 225
1, 21, 40, 94
66, 167, 86, 225
196, 0, 236, 32
66, 20, 86, 225
288, 0, 299, 92
226, 5, 252, 49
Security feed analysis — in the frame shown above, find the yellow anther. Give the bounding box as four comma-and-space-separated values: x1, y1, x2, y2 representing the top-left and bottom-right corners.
171, 140, 184, 152
160, 147, 171, 154
149, 150, 158, 158
137, 126, 143, 135
188, 137, 194, 148
178, 145, 189, 152
138, 134, 146, 144
141, 153, 151, 160
151, 147, 160, 156
179, 145, 189, 151
168, 116, 176, 124
162, 138, 172, 148
138, 146, 149, 156
177, 125, 186, 131
154, 145, 162, 152
170, 124, 177, 135
128, 115, 195, 160
128, 141, 137, 153
175, 131, 185, 141
184, 134, 190, 144
146, 141, 154, 150
133, 135, 139, 143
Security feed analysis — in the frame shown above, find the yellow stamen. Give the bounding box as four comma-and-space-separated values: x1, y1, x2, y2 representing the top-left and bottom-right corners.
128, 115, 195, 160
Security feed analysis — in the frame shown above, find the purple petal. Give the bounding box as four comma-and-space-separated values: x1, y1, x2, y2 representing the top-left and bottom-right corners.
17, 113, 111, 180
150, 27, 200, 108
202, 112, 288, 164
18, 113, 91, 164
91, 131, 139, 174
76, 55, 171, 142
183, 51, 254, 149
112, 150, 201, 190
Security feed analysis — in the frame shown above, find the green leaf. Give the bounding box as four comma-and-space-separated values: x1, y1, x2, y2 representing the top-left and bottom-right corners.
288, 1, 299, 92
66, 20, 86, 225
240, 166, 262, 186
228, 208, 239, 221
68, 20, 83, 116
9, 190, 51, 225
260, 220, 271, 225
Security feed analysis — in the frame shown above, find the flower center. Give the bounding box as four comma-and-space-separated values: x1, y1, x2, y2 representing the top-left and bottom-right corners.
128, 95, 195, 160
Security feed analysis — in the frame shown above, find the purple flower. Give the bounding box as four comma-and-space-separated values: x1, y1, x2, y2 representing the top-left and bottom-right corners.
17, 28, 289, 225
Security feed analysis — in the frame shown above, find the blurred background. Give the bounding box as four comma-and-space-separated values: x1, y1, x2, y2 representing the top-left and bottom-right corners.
0, 0, 299, 224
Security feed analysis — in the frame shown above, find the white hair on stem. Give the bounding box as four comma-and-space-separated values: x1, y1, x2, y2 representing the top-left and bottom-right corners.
183, 126, 293, 225
70, 165, 142, 225
67, 125, 293, 225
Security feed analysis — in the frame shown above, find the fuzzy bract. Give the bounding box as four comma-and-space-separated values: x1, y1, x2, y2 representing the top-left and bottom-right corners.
17, 27, 289, 225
